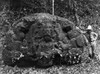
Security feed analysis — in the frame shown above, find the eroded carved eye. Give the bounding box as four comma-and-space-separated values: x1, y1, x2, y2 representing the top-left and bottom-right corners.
62, 26, 72, 33
36, 23, 43, 28
19, 27, 29, 34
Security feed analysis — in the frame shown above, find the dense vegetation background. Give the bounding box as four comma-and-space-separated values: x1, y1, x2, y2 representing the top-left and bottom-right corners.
0, 0, 100, 36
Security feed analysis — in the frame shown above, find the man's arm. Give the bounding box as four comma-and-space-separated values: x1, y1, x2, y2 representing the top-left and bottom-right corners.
76, 26, 86, 33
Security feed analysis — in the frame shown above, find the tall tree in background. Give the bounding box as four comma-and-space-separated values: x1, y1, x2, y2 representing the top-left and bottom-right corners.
52, 0, 54, 15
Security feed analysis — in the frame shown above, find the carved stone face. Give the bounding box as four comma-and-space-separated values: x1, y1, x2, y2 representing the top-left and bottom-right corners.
31, 22, 58, 42
25, 20, 63, 53
13, 16, 66, 55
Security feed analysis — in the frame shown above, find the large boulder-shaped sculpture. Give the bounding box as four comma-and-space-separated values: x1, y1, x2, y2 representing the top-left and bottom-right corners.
2, 13, 89, 67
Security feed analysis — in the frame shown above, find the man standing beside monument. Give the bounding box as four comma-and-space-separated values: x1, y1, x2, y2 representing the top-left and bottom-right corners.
85, 25, 98, 59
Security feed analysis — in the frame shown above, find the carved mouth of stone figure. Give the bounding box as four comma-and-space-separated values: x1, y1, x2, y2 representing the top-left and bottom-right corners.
35, 35, 52, 42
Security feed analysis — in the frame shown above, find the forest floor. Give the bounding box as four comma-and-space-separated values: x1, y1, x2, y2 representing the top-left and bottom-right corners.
0, 41, 100, 74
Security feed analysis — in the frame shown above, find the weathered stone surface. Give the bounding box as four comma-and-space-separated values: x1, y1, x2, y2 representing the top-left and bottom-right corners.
2, 13, 89, 68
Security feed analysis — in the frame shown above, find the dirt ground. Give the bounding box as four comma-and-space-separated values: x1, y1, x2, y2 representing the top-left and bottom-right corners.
0, 41, 100, 74
0, 59, 100, 74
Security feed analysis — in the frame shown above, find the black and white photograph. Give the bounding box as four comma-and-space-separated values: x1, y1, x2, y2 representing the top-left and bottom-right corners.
0, 0, 100, 74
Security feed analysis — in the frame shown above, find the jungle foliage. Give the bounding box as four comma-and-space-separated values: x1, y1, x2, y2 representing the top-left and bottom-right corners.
0, 0, 100, 39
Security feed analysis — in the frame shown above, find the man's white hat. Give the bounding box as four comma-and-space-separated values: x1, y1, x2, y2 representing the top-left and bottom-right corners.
87, 25, 92, 30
